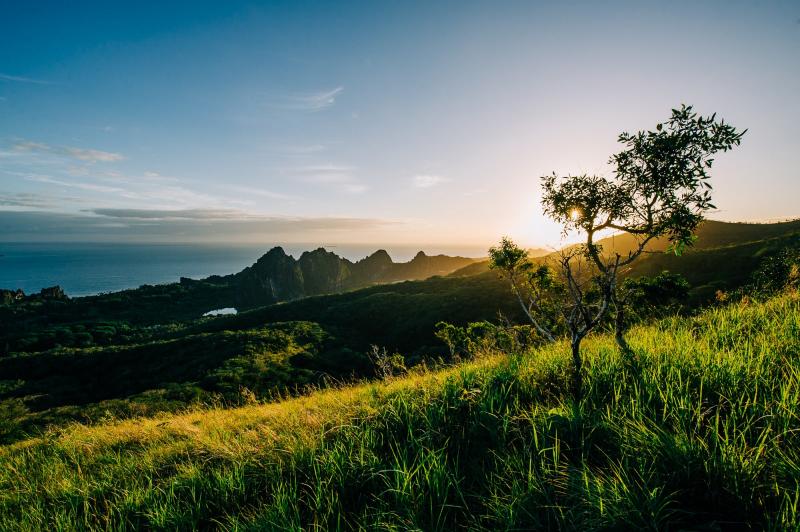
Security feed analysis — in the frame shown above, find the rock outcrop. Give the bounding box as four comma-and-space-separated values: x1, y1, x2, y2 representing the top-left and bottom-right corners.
234, 247, 305, 308
231, 247, 478, 309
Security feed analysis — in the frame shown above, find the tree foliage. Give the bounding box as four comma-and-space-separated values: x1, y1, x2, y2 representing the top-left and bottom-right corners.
541, 105, 744, 352
542, 105, 745, 261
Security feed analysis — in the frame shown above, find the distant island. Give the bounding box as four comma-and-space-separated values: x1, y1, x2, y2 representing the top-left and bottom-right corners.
0, 246, 480, 314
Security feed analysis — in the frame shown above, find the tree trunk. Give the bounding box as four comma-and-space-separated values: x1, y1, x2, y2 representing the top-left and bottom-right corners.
613, 299, 641, 375
614, 302, 631, 354
570, 337, 583, 401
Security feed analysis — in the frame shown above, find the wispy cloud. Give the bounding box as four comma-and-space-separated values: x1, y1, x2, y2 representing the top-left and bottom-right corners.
290, 164, 367, 194
0, 209, 400, 243
413, 174, 449, 189
7, 168, 212, 207
88, 208, 257, 220
278, 87, 344, 112
226, 184, 294, 201
23, 174, 129, 194
0, 73, 54, 85
65, 147, 124, 162
85, 207, 399, 231
0, 192, 56, 209
4, 162, 255, 212
293, 164, 356, 183
14, 140, 124, 163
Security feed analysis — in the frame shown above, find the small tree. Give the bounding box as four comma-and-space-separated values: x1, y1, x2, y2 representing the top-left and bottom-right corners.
367, 345, 407, 379
490, 239, 611, 399
491, 105, 744, 399
488, 238, 558, 343
434, 321, 468, 359
541, 105, 744, 354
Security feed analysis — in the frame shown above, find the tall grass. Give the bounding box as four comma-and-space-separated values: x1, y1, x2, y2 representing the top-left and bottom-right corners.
1, 292, 798, 530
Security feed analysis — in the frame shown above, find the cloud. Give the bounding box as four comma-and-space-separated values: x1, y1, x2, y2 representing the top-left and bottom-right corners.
278, 87, 343, 112
0, 209, 399, 243
5, 165, 253, 211
65, 147, 124, 162
13, 141, 50, 152
290, 164, 367, 194
87, 208, 259, 220
226, 185, 294, 201
0, 192, 56, 209
23, 174, 128, 194
13, 140, 124, 163
0, 73, 54, 85
413, 175, 449, 189
293, 164, 356, 183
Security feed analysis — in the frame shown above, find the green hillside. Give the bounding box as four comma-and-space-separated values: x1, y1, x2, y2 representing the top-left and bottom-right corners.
450, 218, 800, 277
1, 292, 798, 530
596, 218, 800, 256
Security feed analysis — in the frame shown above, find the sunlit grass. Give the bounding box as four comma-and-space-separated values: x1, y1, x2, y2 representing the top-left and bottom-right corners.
1, 292, 799, 530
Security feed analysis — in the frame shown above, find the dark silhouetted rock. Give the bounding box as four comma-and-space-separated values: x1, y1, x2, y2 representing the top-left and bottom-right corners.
230, 246, 478, 309
38, 286, 67, 300
298, 248, 352, 295
234, 247, 304, 308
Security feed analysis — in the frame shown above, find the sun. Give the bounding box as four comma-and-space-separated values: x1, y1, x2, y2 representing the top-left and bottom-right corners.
570, 208, 581, 222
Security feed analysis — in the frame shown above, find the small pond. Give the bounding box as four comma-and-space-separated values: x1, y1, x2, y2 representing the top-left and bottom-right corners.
203, 307, 238, 316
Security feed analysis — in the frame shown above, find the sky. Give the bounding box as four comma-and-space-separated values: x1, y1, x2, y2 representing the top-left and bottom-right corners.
1, 0, 798, 251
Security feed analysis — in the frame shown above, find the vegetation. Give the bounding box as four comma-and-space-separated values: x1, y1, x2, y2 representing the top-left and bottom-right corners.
1, 145, 798, 530
2, 221, 799, 443
492, 106, 744, 398
1, 291, 798, 530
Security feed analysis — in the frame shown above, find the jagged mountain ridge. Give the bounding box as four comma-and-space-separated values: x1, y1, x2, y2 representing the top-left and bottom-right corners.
234, 247, 478, 309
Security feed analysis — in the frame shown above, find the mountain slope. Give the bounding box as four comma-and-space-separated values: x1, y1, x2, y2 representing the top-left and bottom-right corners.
594, 218, 800, 256
450, 218, 800, 277
2, 293, 798, 530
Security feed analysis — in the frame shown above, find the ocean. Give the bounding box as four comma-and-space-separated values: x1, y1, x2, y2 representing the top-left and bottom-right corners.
0, 242, 487, 297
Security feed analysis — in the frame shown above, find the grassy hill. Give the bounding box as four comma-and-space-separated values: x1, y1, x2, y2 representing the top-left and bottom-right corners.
1, 292, 798, 530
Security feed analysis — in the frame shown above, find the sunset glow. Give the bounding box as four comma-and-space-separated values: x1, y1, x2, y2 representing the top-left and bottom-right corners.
1, 2, 798, 251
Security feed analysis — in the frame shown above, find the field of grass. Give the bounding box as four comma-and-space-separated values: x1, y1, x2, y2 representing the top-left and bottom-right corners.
1, 292, 799, 530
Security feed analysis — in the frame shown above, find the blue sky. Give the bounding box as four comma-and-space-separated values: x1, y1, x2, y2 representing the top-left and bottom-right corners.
1, 1, 798, 248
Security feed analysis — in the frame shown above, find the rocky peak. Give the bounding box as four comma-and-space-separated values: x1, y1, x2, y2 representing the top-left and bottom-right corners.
361, 249, 392, 265
298, 248, 351, 295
